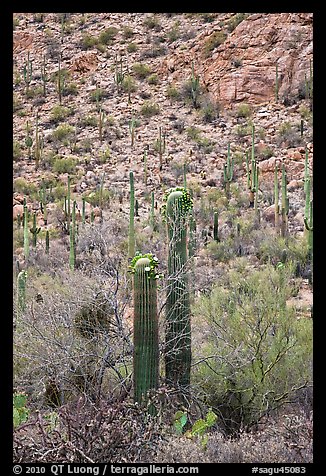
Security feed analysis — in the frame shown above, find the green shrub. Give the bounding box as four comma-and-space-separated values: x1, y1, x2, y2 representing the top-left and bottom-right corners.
143, 15, 161, 30
79, 115, 98, 127
50, 105, 72, 123
13, 392, 30, 428
52, 156, 77, 174
227, 13, 248, 33
85, 189, 111, 207
203, 31, 227, 57
121, 75, 137, 94
13, 141, 22, 161
122, 26, 134, 39
62, 82, 78, 96
51, 123, 75, 142
80, 34, 97, 50
166, 84, 180, 101
140, 101, 160, 117
132, 63, 152, 79
193, 264, 313, 434
235, 103, 252, 118
186, 126, 201, 141
98, 27, 118, 45
127, 42, 138, 53
89, 88, 109, 103
14, 178, 38, 196
148, 73, 159, 85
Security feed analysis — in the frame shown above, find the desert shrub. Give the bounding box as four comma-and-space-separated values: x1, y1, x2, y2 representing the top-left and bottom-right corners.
227, 13, 248, 32
52, 156, 77, 174
166, 84, 180, 102
50, 105, 73, 123
13, 141, 22, 161
121, 75, 137, 94
80, 33, 97, 50
166, 23, 181, 43
147, 73, 159, 85
62, 82, 78, 96
192, 264, 312, 434
14, 178, 38, 197
199, 97, 220, 123
98, 27, 118, 45
277, 121, 303, 147
51, 123, 75, 143
122, 26, 134, 39
89, 87, 110, 103
235, 103, 252, 118
203, 31, 227, 57
140, 101, 160, 117
79, 115, 98, 127
132, 62, 152, 79
143, 14, 161, 30
186, 126, 201, 141
127, 42, 138, 53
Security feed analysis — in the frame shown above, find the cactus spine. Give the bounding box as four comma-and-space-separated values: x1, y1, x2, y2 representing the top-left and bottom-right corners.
23, 198, 29, 259
128, 171, 135, 259
17, 270, 27, 316
164, 188, 193, 387
132, 255, 159, 407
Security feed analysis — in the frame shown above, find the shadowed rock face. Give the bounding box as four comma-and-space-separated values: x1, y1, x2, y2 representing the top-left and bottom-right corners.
160, 13, 313, 107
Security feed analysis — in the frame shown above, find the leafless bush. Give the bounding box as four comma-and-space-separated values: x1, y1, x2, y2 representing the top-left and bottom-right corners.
13, 397, 167, 463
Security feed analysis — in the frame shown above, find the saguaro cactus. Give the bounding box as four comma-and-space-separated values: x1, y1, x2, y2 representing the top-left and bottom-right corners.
17, 270, 27, 316
30, 212, 41, 247
163, 187, 193, 387
131, 253, 160, 407
281, 163, 289, 238
190, 61, 200, 108
223, 143, 234, 199
213, 211, 219, 242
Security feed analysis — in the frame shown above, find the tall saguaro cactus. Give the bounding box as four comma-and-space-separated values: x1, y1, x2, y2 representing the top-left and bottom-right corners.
131, 253, 160, 407
281, 163, 289, 238
163, 187, 193, 388
223, 143, 234, 199
17, 270, 27, 317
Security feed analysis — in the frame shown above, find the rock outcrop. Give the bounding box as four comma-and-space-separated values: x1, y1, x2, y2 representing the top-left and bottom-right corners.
159, 13, 313, 107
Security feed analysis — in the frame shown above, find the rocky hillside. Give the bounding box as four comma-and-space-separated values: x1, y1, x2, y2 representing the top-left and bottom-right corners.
13, 13, 313, 464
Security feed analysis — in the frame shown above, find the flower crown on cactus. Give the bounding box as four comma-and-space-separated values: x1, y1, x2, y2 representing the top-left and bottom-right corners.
161, 187, 193, 221
129, 252, 162, 280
